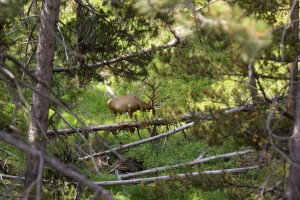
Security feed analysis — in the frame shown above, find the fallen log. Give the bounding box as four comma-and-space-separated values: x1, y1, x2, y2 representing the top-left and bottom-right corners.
47, 118, 175, 137
93, 166, 259, 186
0, 173, 25, 180
0, 131, 115, 200
119, 148, 254, 179
47, 104, 260, 138
79, 122, 194, 160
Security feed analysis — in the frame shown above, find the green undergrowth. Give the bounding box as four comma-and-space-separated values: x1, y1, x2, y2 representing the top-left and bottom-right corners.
77, 132, 261, 199
43, 74, 287, 199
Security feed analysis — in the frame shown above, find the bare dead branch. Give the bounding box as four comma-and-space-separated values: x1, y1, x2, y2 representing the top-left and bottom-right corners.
47, 118, 177, 137
94, 166, 259, 186
57, 24, 69, 60
263, 180, 285, 196
0, 173, 25, 180
119, 148, 254, 179
0, 146, 16, 157
0, 131, 115, 200
79, 122, 194, 160
47, 103, 264, 138
86, 38, 180, 68
50, 106, 87, 142
0, 56, 94, 141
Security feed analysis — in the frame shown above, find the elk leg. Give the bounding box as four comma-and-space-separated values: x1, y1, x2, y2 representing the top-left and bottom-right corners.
182, 129, 187, 142
178, 122, 187, 142
110, 110, 117, 118
150, 125, 158, 137
137, 127, 142, 139
129, 111, 133, 118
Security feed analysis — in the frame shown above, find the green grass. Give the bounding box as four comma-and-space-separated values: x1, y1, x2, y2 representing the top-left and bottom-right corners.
41, 75, 286, 199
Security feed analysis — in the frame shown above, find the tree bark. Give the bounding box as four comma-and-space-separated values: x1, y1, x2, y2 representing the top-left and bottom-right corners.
287, 80, 300, 199
286, 1, 300, 199
286, 0, 299, 114
247, 63, 259, 103
47, 118, 179, 137
0, 131, 115, 200
24, 0, 60, 197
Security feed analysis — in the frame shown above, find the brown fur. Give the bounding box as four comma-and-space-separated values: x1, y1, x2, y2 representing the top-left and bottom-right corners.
108, 95, 152, 116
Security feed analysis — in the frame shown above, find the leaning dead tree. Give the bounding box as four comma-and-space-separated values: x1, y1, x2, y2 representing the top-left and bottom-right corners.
119, 148, 254, 179
47, 118, 179, 137
79, 122, 194, 160
45, 26, 181, 74
0, 149, 257, 189
47, 102, 266, 138
86, 29, 180, 68
94, 166, 259, 186
0, 131, 115, 200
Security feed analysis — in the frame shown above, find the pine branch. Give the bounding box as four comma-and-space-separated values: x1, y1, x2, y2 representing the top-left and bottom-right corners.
86, 38, 180, 68
28, 34, 181, 73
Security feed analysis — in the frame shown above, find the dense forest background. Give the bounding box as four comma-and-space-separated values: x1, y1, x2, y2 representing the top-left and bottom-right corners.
0, 0, 299, 199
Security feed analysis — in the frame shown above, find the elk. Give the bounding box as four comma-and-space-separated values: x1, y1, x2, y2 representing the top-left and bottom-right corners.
108, 82, 159, 117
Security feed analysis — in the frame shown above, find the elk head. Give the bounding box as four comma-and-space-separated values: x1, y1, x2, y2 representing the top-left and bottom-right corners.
107, 82, 159, 117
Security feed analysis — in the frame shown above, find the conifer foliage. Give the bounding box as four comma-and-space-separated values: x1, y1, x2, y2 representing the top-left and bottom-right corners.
0, 0, 299, 199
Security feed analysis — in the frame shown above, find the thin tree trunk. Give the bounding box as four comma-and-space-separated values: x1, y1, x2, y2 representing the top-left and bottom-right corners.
75, 0, 85, 86
286, 1, 300, 199
248, 63, 259, 103
286, 81, 300, 199
286, 0, 299, 113
24, 0, 60, 198
287, 60, 299, 113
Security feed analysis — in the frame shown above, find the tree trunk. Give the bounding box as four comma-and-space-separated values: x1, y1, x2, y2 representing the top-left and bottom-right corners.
286, 81, 300, 199
287, 60, 299, 114
75, 0, 85, 86
24, 0, 60, 197
286, 2, 300, 198
248, 64, 259, 103
286, 0, 299, 113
